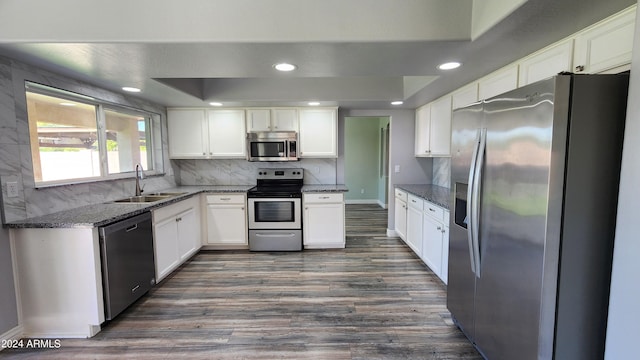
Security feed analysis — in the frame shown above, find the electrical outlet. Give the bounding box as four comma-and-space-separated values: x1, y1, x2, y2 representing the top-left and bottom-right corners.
360, 188, 365, 194
394, 165, 401, 173
6, 181, 19, 198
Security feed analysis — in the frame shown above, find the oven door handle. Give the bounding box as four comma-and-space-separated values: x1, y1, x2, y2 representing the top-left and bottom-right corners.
253, 232, 297, 238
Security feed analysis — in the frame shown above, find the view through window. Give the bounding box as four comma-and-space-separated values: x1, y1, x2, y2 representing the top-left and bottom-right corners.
26, 83, 155, 185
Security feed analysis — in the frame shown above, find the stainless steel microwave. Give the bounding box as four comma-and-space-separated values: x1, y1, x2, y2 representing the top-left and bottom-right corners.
246, 131, 299, 161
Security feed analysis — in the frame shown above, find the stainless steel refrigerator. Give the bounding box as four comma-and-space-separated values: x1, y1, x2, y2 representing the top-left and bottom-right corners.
448, 74, 629, 360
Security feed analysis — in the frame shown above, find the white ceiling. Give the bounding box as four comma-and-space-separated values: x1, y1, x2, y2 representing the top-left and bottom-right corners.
0, 0, 635, 110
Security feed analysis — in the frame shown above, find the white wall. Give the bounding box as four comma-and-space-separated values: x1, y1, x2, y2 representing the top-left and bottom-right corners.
605, 3, 640, 358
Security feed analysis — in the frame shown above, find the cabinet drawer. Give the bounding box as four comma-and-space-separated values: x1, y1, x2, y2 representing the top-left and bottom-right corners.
206, 194, 245, 204
423, 201, 445, 222
408, 195, 424, 211
395, 188, 408, 202
304, 193, 344, 203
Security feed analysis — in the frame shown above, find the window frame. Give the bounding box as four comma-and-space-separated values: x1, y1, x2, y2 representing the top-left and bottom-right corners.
25, 81, 164, 188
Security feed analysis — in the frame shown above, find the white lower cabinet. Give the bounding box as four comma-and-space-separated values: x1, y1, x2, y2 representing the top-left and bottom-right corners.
205, 194, 248, 247
406, 195, 423, 256
421, 202, 449, 284
422, 214, 445, 278
303, 193, 345, 249
395, 188, 450, 284
152, 196, 202, 282
394, 189, 408, 240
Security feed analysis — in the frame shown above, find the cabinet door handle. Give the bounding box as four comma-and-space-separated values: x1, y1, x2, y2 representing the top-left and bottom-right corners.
575, 65, 585, 72
176, 217, 182, 222
437, 226, 442, 230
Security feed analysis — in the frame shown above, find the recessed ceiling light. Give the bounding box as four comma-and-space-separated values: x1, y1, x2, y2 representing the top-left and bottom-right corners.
274, 63, 297, 72
391, 101, 404, 106
59, 102, 76, 107
308, 102, 320, 106
122, 87, 141, 93
209, 102, 223, 107
438, 62, 461, 70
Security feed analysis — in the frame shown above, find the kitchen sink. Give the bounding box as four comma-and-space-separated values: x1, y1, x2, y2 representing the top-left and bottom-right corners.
148, 192, 188, 196
112, 195, 173, 203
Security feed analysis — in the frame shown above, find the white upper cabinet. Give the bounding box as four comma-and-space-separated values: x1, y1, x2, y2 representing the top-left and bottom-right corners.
478, 64, 519, 100
429, 96, 452, 156
167, 108, 246, 159
452, 83, 479, 110
415, 96, 451, 157
271, 108, 299, 131
414, 104, 431, 156
246, 108, 299, 132
206, 109, 247, 158
167, 109, 208, 158
519, 39, 574, 86
573, 6, 636, 74
246, 108, 271, 132
298, 107, 338, 157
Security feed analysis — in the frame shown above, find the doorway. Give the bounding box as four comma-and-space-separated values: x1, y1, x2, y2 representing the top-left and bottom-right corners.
344, 116, 390, 208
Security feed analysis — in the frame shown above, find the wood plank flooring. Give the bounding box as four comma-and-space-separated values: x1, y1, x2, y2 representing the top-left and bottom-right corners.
2, 204, 480, 360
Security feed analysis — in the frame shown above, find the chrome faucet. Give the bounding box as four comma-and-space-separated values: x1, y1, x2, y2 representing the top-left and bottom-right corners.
135, 164, 144, 196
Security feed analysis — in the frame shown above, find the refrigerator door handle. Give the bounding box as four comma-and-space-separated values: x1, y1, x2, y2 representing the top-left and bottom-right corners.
471, 128, 487, 278
466, 129, 481, 275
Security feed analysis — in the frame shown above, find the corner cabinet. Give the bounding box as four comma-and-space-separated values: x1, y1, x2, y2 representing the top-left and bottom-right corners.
298, 107, 338, 158
152, 196, 202, 282
167, 109, 208, 158
167, 108, 246, 159
303, 193, 345, 249
205, 194, 248, 248
415, 96, 452, 157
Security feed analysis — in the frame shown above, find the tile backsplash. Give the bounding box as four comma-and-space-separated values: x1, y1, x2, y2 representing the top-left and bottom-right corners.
432, 158, 451, 188
173, 158, 338, 186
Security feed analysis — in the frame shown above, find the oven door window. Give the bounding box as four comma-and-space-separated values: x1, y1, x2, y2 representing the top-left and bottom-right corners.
251, 142, 285, 158
254, 201, 295, 222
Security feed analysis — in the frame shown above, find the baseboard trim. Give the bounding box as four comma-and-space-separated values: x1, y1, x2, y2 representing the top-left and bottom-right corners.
0, 325, 24, 351
377, 200, 388, 209
387, 229, 398, 237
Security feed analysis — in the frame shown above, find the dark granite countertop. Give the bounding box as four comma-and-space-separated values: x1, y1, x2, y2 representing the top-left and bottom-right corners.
302, 184, 348, 193
395, 184, 451, 210
6, 185, 254, 229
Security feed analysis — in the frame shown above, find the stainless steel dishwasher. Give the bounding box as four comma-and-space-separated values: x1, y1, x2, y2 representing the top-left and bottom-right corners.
99, 212, 155, 320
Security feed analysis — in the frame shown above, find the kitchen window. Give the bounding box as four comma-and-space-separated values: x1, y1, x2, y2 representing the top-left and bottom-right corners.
25, 82, 158, 186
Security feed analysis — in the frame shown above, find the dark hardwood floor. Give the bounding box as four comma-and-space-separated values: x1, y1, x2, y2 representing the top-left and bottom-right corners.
2, 204, 480, 359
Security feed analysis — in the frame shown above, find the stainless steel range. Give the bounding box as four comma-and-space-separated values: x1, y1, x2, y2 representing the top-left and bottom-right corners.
247, 168, 303, 251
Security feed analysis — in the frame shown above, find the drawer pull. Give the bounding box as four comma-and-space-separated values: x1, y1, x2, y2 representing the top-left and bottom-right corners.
220, 197, 231, 201
320, 196, 330, 199
429, 208, 436, 212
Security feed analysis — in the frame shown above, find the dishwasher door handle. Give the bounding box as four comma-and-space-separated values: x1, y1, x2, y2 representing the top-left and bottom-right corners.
125, 224, 138, 232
